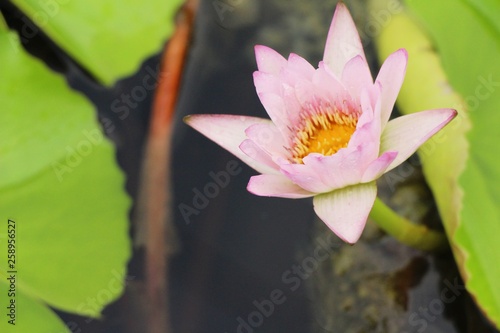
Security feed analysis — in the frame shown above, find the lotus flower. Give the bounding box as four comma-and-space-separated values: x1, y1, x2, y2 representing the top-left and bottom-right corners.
184, 3, 456, 243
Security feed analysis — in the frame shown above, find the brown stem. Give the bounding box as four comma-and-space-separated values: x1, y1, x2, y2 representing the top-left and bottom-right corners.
136, 1, 198, 333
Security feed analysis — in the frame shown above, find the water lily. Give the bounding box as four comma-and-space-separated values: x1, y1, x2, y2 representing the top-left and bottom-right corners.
184, 2, 456, 243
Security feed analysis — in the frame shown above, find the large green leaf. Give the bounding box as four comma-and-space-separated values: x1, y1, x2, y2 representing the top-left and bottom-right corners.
0, 283, 69, 332
0, 26, 131, 331
374, 0, 500, 327
11, 0, 184, 85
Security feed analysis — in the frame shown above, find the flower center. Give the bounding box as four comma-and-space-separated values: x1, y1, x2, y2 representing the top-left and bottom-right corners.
291, 105, 358, 163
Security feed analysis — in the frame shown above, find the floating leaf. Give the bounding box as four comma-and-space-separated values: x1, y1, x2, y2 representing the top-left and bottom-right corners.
0, 26, 131, 331
0, 282, 69, 332
11, 0, 184, 85
374, 0, 500, 327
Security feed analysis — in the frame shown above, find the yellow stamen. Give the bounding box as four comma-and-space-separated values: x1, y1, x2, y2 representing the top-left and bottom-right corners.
291, 107, 358, 163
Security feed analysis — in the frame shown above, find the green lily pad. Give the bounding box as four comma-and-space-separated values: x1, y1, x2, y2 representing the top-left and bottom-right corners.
0, 282, 69, 332
11, 0, 184, 85
0, 25, 131, 331
375, 0, 500, 327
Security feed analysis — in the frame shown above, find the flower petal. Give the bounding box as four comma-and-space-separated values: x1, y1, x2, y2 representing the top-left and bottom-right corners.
311, 62, 350, 103
361, 151, 398, 182
253, 71, 282, 95
348, 84, 382, 155
313, 182, 377, 244
323, 2, 366, 77
300, 145, 372, 190
281, 84, 303, 128
254, 45, 287, 74
254, 92, 290, 135
239, 139, 280, 172
279, 160, 335, 193
245, 123, 290, 158
287, 53, 316, 80
184, 114, 278, 174
247, 174, 315, 198
341, 55, 373, 100
375, 49, 408, 127
380, 108, 457, 172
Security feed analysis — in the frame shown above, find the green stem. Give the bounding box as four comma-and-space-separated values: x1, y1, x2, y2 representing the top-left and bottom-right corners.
369, 197, 448, 252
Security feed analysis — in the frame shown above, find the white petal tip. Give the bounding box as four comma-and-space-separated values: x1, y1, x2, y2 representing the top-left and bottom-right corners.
247, 174, 315, 199
334, 227, 363, 244
254, 45, 286, 74
335, 1, 349, 14
396, 48, 408, 58
183, 114, 215, 128
313, 183, 377, 245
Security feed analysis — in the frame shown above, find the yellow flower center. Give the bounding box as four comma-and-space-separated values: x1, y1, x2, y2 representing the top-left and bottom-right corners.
291, 107, 358, 164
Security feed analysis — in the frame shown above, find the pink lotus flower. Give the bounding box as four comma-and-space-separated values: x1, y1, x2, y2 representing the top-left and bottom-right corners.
184, 3, 456, 243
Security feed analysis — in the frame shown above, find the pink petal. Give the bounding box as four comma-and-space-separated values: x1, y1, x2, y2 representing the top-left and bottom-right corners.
244, 123, 290, 158
254, 92, 290, 134
375, 49, 408, 127
323, 2, 366, 78
279, 161, 335, 193
313, 182, 377, 244
280, 66, 314, 93
307, 62, 350, 107
253, 71, 282, 95
341, 55, 373, 101
239, 139, 280, 172
380, 108, 457, 172
293, 79, 320, 109
361, 151, 398, 182
300, 146, 370, 190
247, 174, 315, 198
254, 45, 287, 74
287, 53, 316, 80
363, 80, 382, 117
281, 84, 303, 130
184, 114, 278, 175
348, 85, 382, 155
